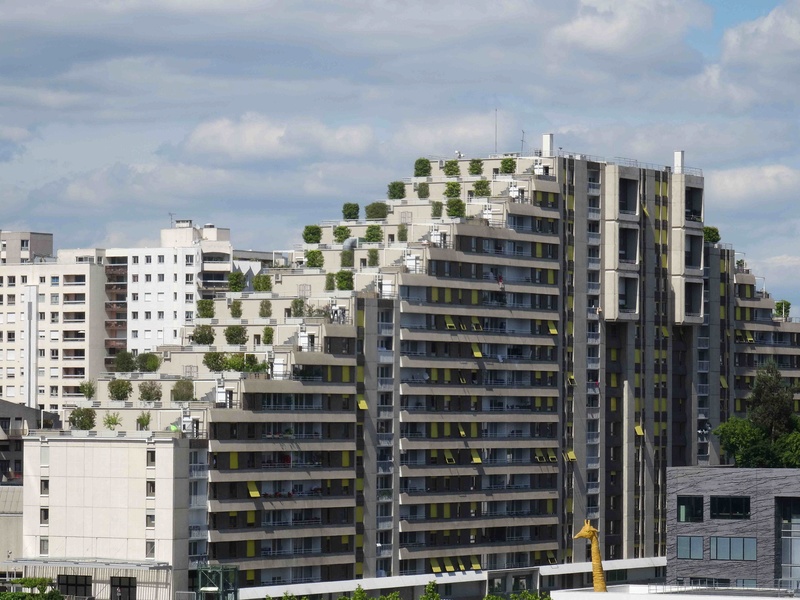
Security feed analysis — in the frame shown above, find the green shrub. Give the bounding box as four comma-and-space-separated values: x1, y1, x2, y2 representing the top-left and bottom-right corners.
197, 299, 215, 318
136, 410, 152, 430
336, 271, 354, 290
443, 160, 460, 176
302, 225, 322, 243
387, 181, 406, 199
136, 352, 161, 372
192, 324, 215, 345
368, 249, 379, 267
468, 159, 484, 175
172, 378, 194, 402
108, 379, 133, 401
224, 325, 248, 345
253, 273, 272, 291
417, 182, 430, 199
500, 157, 516, 174
203, 352, 225, 372
341, 250, 354, 267
79, 380, 96, 400
263, 326, 274, 345
229, 299, 243, 318
365, 224, 383, 242
473, 179, 491, 197
139, 381, 162, 402
305, 250, 324, 268
228, 272, 245, 292
446, 198, 466, 218
68, 407, 96, 430
414, 158, 432, 177
431, 201, 443, 217
333, 225, 352, 243
325, 273, 336, 290
444, 181, 461, 199
397, 223, 408, 242
291, 298, 306, 317
342, 203, 359, 220
259, 299, 272, 318
113, 350, 136, 373
365, 202, 389, 219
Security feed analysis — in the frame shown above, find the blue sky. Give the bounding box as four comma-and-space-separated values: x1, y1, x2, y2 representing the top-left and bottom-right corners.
2, 0, 800, 303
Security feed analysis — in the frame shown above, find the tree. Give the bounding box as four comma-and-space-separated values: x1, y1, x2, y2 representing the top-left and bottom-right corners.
333, 225, 352, 243
203, 352, 225, 372
336, 270, 354, 290
108, 379, 133, 401
420, 581, 440, 600
468, 158, 484, 175
775, 430, 800, 467
303, 224, 322, 244
397, 223, 408, 242
172, 378, 194, 402
368, 249, 379, 267
224, 325, 248, 345
225, 353, 246, 372
192, 324, 215, 345
114, 351, 136, 373
775, 300, 792, 320
228, 271, 245, 292
414, 157, 432, 177
365, 225, 383, 242
197, 299, 215, 318
69, 407, 96, 430
102, 412, 121, 430
446, 198, 466, 218
703, 226, 721, 244
500, 157, 516, 174
263, 326, 274, 345
510, 591, 551, 600
325, 273, 335, 291
444, 181, 461, 199
259, 299, 272, 318
365, 202, 389, 219
291, 298, 306, 317
305, 250, 324, 268
341, 249, 354, 267
136, 411, 152, 431
443, 159, 460, 176
431, 201, 443, 217
473, 179, 491, 197
417, 182, 430, 199
79, 380, 96, 400
253, 273, 273, 292
136, 352, 161, 373
342, 203, 360, 220
387, 181, 405, 199
139, 380, 162, 402
749, 361, 794, 441
229, 299, 243, 318
13, 577, 54, 595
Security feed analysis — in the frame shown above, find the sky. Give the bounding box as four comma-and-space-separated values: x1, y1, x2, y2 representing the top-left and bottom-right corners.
2, 0, 800, 302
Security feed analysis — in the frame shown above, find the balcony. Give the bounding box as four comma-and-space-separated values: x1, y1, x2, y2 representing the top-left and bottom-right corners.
697, 361, 709, 373
587, 232, 601, 246
190, 464, 208, 477
698, 337, 709, 349
697, 384, 709, 396
189, 525, 208, 539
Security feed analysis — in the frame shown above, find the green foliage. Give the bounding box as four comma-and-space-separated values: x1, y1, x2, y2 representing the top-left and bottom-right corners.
291, 298, 306, 317
136, 411, 152, 431
172, 378, 194, 402
136, 352, 161, 372
341, 249, 354, 267
364, 224, 383, 242
468, 158, 484, 175
196, 299, 215, 318
224, 325, 248, 345
417, 182, 430, 199
342, 202, 360, 220
444, 181, 461, 199
114, 350, 136, 373
253, 273, 273, 292
368, 249, 379, 267
336, 270, 354, 290
203, 351, 225, 372
365, 202, 389, 219
263, 326, 274, 345
78, 380, 96, 400
225, 353, 245, 372
431, 201, 443, 217
302, 224, 322, 244
397, 223, 408, 242
749, 361, 794, 440
500, 157, 516, 174
229, 299, 243, 318
68, 407, 96, 430
0, 593, 64, 600
12, 578, 55, 595
108, 379, 133, 402
775, 299, 792, 319
333, 225, 352, 243
138, 381, 162, 402
325, 273, 336, 291
443, 159, 460, 177
703, 226, 721, 244
420, 581, 440, 600
192, 324, 215, 345
775, 431, 800, 468
228, 271, 245, 292
259, 299, 273, 318
387, 181, 406, 199
305, 250, 324, 268
414, 157, 432, 177
446, 198, 466, 218
473, 179, 491, 197
510, 591, 551, 600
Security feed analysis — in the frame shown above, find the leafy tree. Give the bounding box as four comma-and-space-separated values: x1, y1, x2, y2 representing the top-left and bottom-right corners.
291, 298, 306, 317
253, 273, 273, 292
368, 249, 379, 267
775, 299, 792, 320
775, 430, 800, 468
259, 299, 272, 318
333, 225, 352, 243
197, 299, 215, 318
263, 326, 274, 345
342, 203, 360, 220
387, 181, 406, 199
473, 179, 491, 197
510, 591, 551, 600
749, 361, 794, 441
397, 223, 408, 242
225, 353, 246, 372
341, 250, 354, 267
136, 352, 161, 372
703, 226, 721, 244
468, 158, 484, 175
365, 202, 389, 219
203, 352, 225, 372
114, 351, 136, 373
417, 182, 430, 199
139, 380, 162, 402
69, 407, 96, 430
443, 159, 460, 177
79, 380, 96, 400
229, 299, 243, 318
224, 325, 248, 345
431, 201, 443, 217
500, 157, 516, 174
13, 577, 54, 595
228, 272, 245, 292
414, 157, 432, 177
446, 198, 466, 218
325, 273, 336, 291
108, 379, 133, 401
444, 181, 461, 199
305, 250, 324, 268
336, 270, 354, 290
302, 225, 322, 243
192, 324, 215, 345
420, 581, 440, 600
172, 378, 194, 402
102, 411, 121, 430
136, 411, 152, 431
365, 225, 383, 242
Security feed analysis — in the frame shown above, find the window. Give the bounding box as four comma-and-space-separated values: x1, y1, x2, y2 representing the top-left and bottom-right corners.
710, 496, 750, 519
40, 508, 49, 525
39, 537, 49, 555
50, 349, 59, 359
157, 292, 164, 302
49, 386, 58, 398
146, 540, 155, 558
678, 496, 703, 522
131, 330, 138, 339
144, 312, 151, 320
145, 274, 152, 282
157, 274, 164, 282
38, 312, 45, 321
146, 449, 156, 466
50, 312, 59, 323
51, 276, 59, 286
186, 256, 194, 265
146, 480, 155, 497
131, 293, 139, 301
677, 536, 703, 560
111, 576, 137, 600
6, 332, 13, 342
158, 255, 164, 264
145, 255, 152, 264
58, 575, 92, 597
131, 274, 139, 283
157, 311, 164, 320
185, 293, 194, 303
145, 512, 155, 528
40, 479, 49, 495
144, 293, 151, 302
132, 312, 138, 320
50, 294, 59, 305
185, 274, 194, 284
132, 256, 139, 264
710, 537, 756, 561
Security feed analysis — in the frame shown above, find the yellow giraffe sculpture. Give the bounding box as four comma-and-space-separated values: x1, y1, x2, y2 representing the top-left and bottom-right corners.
574, 519, 607, 592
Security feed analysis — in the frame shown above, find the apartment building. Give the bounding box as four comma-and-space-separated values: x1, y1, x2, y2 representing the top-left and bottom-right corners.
0, 231, 53, 265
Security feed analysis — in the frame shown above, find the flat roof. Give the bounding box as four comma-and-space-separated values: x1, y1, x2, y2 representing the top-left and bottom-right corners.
1, 558, 171, 570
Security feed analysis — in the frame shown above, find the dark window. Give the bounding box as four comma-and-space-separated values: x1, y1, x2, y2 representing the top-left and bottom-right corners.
58, 575, 92, 597
111, 576, 137, 600
677, 536, 703, 559
677, 496, 703, 522
146, 450, 156, 467
710, 496, 750, 519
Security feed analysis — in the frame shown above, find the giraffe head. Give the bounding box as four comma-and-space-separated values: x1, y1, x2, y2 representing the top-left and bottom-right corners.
574, 519, 599, 540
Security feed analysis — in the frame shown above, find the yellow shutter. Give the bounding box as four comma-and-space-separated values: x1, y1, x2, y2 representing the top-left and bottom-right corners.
471, 449, 482, 464
342, 366, 350, 383
430, 504, 437, 518
247, 481, 259, 498
471, 343, 482, 358
342, 451, 350, 467
547, 270, 555, 285
432, 288, 439, 302
444, 449, 455, 464
443, 423, 451, 437
445, 288, 452, 303
230, 452, 238, 470
247, 510, 255, 524
356, 506, 364, 521
247, 540, 255, 557
471, 289, 478, 305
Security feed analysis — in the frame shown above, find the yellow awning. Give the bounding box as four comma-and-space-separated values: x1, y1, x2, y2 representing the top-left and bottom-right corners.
720, 375, 728, 389
470, 449, 482, 464
358, 396, 368, 410
247, 481, 260, 498
443, 557, 455, 572
444, 315, 457, 330
430, 558, 442, 573
535, 448, 546, 462
548, 321, 558, 335
444, 449, 456, 465
547, 551, 557, 564
662, 326, 669, 337
746, 331, 755, 343
471, 316, 483, 331
641, 202, 649, 217
457, 557, 466, 571
247, 510, 255, 524
547, 448, 557, 462
471, 343, 482, 358
458, 423, 466, 438
470, 555, 482, 570
566, 450, 577, 461
634, 425, 644, 436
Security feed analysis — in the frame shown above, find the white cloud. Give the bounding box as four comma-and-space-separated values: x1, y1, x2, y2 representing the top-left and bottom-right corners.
705, 164, 800, 210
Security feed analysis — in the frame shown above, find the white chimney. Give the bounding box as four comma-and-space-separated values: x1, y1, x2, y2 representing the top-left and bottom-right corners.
674, 151, 684, 174
542, 134, 554, 158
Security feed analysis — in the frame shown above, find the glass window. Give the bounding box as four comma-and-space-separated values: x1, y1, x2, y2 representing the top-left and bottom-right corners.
40, 537, 49, 555
146, 540, 155, 558
678, 495, 703, 522
40, 479, 49, 495
146, 450, 156, 466
40, 508, 49, 524
710, 536, 756, 561
145, 255, 152, 264
711, 496, 750, 519
677, 536, 703, 559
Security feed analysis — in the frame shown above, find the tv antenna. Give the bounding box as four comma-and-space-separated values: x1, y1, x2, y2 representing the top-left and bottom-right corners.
521, 130, 525, 155
169, 212, 175, 227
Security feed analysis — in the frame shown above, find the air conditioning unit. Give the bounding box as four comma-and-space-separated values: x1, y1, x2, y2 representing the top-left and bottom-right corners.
163, 351, 171, 361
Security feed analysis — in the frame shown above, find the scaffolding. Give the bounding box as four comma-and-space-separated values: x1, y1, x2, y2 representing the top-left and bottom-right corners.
197, 565, 238, 600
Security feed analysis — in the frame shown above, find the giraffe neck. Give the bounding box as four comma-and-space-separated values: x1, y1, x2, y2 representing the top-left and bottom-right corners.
590, 534, 607, 592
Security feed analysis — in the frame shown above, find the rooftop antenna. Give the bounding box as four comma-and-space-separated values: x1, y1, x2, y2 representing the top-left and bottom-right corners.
521, 130, 525, 155
169, 212, 175, 227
